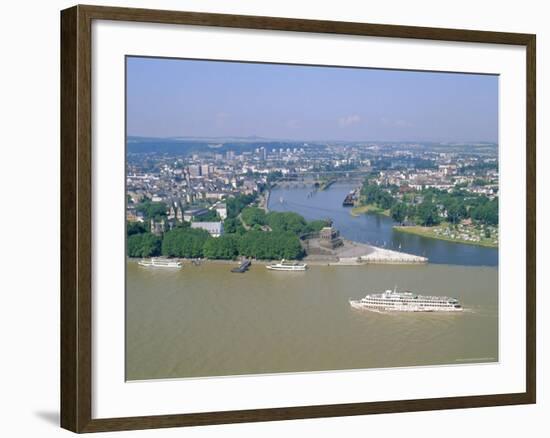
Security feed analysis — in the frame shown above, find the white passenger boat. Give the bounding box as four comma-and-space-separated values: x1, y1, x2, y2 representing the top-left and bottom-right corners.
138, 258, 182, 268
266, 259, 307, 271
350, 288, 462, 312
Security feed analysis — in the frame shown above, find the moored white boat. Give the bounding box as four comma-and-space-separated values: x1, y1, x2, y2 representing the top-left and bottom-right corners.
138, 258, 182, 268
266, 259, 307, 271
350, 288, 462, 312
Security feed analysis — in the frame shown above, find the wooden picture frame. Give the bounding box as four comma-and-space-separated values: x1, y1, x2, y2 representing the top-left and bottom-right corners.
61, 4, 536, 433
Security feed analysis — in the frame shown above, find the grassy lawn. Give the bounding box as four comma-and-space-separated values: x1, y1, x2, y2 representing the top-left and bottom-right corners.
393, 224, 498, 248
350, 204, 390, 217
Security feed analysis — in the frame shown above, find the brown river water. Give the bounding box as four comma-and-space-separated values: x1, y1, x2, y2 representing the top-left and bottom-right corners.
126, 261, 498, 380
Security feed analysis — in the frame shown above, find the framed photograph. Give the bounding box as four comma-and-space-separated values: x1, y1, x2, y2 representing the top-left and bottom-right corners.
60, 4, 536, 433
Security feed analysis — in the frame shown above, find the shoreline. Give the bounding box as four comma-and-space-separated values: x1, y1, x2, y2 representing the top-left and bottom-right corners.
394, 225, 498, 248
128, 257, 426, 267
259, 189, 270, 212
129, 239, 428, 266
350, 204, 390, 217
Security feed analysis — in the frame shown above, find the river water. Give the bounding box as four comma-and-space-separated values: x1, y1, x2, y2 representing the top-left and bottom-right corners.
126, 184, 499, 380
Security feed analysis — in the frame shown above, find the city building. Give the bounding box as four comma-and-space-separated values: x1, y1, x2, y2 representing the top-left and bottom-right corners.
150, 218, 166, 235
215, 203, 228, 220
126, 209, 139, 222
188, 164, 201, 177
183, 208, 210, 222
259, 146, 266, 161
191, 221, 224, 237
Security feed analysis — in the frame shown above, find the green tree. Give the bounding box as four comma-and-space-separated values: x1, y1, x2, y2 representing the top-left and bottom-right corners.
473, 178, 488, 186
135, 201, 168, 220
203, 235, 239, 259
175, 220, 191, 229
161, 228, 210, 258
471, 198, 498, 225
360, 180, 396, 210
241, 207, 267, 227
127, 221, 147, 236
446, 201, 467, 224
377, 190, 396, 210
127, 233, 161, 257
305, 219, 330, 234
223, 217, 246, 234
238, 230, 304, 260
226, 193, 256, 218
390, 203, 407, 224
485, 198, 499, 225
193, 209, 219, 222
266, 211, 307, 235
417, 201, 440, 226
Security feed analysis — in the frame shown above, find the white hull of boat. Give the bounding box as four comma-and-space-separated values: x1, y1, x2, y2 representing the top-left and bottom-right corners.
349, 300, 463, 312
138, 258, 182, 268
266, 265, 307, 271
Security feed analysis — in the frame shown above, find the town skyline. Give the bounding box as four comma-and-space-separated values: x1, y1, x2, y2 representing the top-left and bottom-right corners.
128, 134, 498, 144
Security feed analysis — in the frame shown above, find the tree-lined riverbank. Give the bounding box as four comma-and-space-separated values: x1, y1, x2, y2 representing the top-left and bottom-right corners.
354, 177, 498, 227
127, 195, 330, 260
347, 175, 499, 249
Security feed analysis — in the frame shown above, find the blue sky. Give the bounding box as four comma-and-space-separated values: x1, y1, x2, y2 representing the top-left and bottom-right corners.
126, 57, 498, 142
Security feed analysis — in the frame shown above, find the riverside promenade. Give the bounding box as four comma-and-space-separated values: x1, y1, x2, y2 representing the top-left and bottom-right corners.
259, 189, 270, 212
303, 238, 427, 266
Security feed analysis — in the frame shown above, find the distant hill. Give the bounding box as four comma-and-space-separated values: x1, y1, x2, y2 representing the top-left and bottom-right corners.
126, 136, 497, 156
126, 136, 318, 155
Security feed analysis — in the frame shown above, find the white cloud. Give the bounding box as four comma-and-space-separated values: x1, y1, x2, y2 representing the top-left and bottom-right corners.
380, 117, 414, 128
338, 114, 361, 127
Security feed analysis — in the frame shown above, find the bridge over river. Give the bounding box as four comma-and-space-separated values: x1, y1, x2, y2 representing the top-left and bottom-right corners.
273, 169, 369, 188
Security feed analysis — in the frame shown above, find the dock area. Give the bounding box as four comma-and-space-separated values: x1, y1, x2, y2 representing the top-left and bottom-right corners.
231, 259, 252, 273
